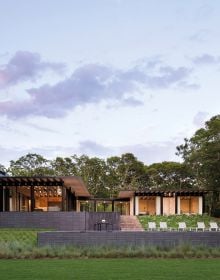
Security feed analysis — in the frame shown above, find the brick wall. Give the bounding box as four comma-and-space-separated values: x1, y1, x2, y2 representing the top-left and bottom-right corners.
86, 212, 120, 231
38, 231, 220, 247
0, 212, 120, 231
0, 212, 85, 230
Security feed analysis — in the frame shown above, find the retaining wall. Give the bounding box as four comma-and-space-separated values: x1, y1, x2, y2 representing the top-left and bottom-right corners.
0, 212, 120, 231
38, 231, 220, 247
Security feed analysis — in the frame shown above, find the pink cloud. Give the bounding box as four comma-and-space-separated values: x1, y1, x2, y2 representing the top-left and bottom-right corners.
0, 51, 65, 88
0, 59, 197, 119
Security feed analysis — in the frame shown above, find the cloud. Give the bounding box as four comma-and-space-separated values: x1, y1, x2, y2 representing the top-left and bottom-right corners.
0, 51, 65, 88
0, 120, 26, 135
193, 111, 209, 127
24, 122, 59, 134
0, 138, 181, 167
189, 29, 209, 43
177, 81, 200, 90
118, 141, 180, 165
121, 97, 143, 107
78, 140, 180, 165
0, 146, 29, 167
192, 54, 220, 65
0, 143, 110, 167
194, 4, 214, 21
145, 66, 192, 88
0, 60, 195, 119
0, 145, 78, 167
79, 140, 114, 155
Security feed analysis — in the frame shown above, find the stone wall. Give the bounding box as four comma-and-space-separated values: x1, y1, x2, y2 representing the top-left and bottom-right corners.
38, 231, 220, 247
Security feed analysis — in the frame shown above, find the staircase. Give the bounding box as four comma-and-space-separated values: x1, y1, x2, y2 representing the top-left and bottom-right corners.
120, 215, 144, 231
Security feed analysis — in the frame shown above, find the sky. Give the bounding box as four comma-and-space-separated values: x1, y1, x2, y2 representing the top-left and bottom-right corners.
0, 0, 220, 166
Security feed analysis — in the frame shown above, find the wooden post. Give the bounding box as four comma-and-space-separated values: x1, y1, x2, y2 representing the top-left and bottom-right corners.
156, 196, 161, 215
175, 193, 178, 214
30, 185, 35, 212
112, 200, 114, 212
160, 195, 163, 215
61, 186, 66, 211
135, 196, 139, 215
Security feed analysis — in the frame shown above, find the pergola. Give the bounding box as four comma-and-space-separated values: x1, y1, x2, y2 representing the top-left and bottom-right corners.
0, 176, 90, 212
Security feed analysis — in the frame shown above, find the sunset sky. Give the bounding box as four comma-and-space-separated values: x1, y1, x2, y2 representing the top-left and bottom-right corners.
0, 0, 219, 166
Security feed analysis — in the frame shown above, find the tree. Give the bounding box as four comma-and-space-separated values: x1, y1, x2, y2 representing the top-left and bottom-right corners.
176, 115, 220, 213
146, 161, 195, 190
106, 153, 147, 193
51, 156, 77, 176
0, 164, 7, 175
106, 156, 123, 196
9, 153, 53, 176
72, 155, 109, 197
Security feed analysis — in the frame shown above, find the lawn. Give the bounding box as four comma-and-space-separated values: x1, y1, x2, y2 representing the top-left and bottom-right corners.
0, 229, 38, 246
138, 214, 219, 230
0, 259, 220, 280
0, 226, 220, 259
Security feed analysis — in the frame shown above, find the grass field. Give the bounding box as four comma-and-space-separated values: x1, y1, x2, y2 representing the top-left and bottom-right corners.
1, 227, 220, 259
138, 214, 220, 230
0, 229, 38, 246
0, 259, 220, 280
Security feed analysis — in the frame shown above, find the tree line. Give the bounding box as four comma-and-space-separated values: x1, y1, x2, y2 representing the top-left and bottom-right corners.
1, 115, 219, 212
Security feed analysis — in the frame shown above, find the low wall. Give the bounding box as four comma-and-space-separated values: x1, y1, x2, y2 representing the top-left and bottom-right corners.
38, 231, 220, 247
86, 212, 120, 231
0, 212, 86, 230
0, 212, 120, 231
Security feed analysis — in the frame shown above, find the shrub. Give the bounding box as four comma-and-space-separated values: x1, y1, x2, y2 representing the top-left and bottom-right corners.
0, 228, 220, 259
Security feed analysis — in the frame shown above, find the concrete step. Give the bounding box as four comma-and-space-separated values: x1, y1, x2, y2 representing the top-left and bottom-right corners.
121, 228, 143, 231
120, 215, 144, 231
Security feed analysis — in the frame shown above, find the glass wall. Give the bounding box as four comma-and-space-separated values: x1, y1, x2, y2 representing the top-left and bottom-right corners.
79, 199, 130, 214
180, 196, 199, 214
6, 186, 63, 211
96, 200, 113, 212
114, 201, 130, 215
80, 200, 95, 212
8, 186, 31, 212
139, 196, 156, 215
34, 186, 62, 211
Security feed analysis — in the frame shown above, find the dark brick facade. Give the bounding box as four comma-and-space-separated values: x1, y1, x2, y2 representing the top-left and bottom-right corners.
38, 231, 220, 247
0, 212, 120, 231
86, 212, 120, 231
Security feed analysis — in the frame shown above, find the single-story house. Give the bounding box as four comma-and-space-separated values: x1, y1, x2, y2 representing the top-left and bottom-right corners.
118, 190, 206, 215
0, 175, 206, 215
0, 176, 90, 212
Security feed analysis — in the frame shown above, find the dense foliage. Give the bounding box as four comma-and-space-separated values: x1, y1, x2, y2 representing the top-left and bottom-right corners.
1, 115, 219, 208
176, 115, 220, 213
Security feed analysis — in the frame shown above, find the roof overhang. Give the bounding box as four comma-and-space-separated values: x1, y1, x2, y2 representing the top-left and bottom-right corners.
118, 189, 207, 198
0, 176, 91, 198
118, 190, 135, 199
62, 176, 91, 198
0, 176, 63, 186
135, 190, 207, 196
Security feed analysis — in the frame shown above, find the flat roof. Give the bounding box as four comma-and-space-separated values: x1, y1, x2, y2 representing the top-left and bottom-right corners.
62, 176, 90, 198
118, 190, 134, 199
135, 190, 207, 196
118, 189, 207, 198
0, 176, 91, 198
